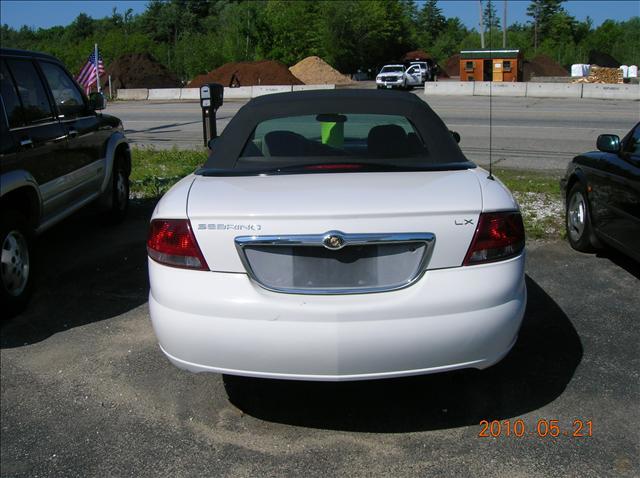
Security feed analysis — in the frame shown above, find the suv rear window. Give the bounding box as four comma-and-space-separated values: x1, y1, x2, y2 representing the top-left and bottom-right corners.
240, 114, 428, 163
5, 59, 54, 125
39, 61, 86, 117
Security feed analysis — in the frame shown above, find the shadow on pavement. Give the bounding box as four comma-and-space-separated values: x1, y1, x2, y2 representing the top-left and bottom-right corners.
0, 199, 154, 349
224, 275, 583, 433
595, 247, 640, 280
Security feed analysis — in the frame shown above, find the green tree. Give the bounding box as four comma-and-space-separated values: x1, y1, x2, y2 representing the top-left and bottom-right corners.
527, 0, 564, 50
483, 0, 501, 31
430, 17, 467, 60
259, 0, 321, 65
417, 0, 446, 48
318, 0, 415, 73
69, 13, 94, 39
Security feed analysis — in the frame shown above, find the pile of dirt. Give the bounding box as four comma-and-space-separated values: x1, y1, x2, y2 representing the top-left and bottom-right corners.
105, 53, 180, 89
190, 60, 302, 88
443, 54, 460, 77
289, 56, 355, 85
402, 50, 432, 61
523, 54, 568, 81
588, 50, 620, 68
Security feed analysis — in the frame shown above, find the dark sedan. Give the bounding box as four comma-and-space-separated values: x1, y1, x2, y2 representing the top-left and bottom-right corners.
561, 123, 640, 262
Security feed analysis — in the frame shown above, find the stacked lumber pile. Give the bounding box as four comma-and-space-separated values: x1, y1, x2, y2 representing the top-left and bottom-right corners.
572, 66, 623, 84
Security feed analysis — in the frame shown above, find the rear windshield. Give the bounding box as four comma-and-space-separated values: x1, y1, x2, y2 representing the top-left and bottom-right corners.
236, 113, 437, 172
200, 91, 473, 176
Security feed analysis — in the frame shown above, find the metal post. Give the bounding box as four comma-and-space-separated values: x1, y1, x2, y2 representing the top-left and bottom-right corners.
94, 43, 101, 92
202, 108, 208, 148
108, 75, 112, 99
209, 108, 217, 140
503, 0, 507, 48
478, 0, 485, 49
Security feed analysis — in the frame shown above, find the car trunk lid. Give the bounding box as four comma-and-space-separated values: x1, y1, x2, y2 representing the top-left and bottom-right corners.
187, 170, 482, 281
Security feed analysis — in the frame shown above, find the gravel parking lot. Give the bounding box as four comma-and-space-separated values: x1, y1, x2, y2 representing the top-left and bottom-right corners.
1, 201, 638, 477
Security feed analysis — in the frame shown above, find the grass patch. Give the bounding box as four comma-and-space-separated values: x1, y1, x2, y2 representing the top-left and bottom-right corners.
493, 168, 564, 240
129, 151, 566, 240
130, 147, 207, 198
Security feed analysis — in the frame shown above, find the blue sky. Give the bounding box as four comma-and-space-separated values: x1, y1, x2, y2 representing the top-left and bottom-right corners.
1, 0, 638, 30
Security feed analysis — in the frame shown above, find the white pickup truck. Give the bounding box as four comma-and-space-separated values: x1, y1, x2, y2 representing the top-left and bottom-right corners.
375, 64, 423, 89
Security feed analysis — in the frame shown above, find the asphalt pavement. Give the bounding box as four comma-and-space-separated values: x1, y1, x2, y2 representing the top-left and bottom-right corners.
1, 200, 639, 477
105, 93, 640, 172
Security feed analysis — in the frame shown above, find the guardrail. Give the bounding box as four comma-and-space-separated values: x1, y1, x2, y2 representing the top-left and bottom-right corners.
424, 81, 639, 100
117, 82, 638, 101
117, 84, 336, 101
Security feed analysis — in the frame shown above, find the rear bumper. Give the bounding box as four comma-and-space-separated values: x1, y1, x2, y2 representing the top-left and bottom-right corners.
148, 254, 526, 381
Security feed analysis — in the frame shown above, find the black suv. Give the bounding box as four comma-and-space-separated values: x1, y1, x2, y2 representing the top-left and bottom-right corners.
0, 48, 131, 315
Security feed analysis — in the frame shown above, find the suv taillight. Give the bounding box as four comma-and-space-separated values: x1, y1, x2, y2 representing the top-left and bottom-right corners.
463, 212, 525, 265
147, 219, 209, 270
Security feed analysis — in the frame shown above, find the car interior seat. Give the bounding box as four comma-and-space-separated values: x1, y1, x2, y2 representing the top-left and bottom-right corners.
367, 124, 409, 157
263, 130, 309, 157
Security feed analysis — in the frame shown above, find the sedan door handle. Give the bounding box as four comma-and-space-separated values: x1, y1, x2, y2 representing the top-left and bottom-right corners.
20, 138, 33, 147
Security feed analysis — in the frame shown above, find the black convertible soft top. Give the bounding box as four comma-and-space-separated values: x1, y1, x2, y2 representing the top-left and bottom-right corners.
201, 89, 471, 171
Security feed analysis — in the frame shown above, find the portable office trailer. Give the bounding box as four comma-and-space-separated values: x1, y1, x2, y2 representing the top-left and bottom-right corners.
459, 50, 523, 82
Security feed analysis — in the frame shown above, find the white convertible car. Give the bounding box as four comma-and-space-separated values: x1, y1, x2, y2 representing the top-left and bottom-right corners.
147, 90, 526, 381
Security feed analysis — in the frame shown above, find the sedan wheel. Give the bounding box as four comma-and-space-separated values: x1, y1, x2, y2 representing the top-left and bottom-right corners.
566, 183, 596, 252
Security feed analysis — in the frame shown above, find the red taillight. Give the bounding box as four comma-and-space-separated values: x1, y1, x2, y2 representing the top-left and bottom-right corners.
463, 212, 525, 266
147, 219, 209, 270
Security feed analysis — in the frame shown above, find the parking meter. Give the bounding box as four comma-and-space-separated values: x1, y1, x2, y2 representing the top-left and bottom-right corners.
200, 83, 224, 148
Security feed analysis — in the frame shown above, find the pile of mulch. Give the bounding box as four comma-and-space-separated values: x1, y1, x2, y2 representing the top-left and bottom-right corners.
104, 53, 180, 89
289, 56, 355, 85
523, 54, 568, 81
588, 50, 621, 68
402, 50, 432, 61
443, 54, 460, 77
190, 60, 302, 88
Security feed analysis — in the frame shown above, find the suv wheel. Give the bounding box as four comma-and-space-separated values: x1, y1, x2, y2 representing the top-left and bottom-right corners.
1, 211, 34, 317
108, 157, 130, 223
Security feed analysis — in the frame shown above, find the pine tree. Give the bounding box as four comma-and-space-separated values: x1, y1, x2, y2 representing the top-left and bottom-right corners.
483, 0, 501, 31
418, 0, 446, 47
527, 0, 564, 49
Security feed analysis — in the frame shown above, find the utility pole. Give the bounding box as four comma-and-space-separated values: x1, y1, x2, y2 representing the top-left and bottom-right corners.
478, 0, 485, 49
245, 11, 249, 59
503, 0, 507, 48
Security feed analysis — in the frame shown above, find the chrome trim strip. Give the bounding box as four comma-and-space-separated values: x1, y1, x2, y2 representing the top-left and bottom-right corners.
36, 190, 100, 235
59, 115, 97, 123
40, 158, 104, 203
9, 119, 59, 131
235, 231, 436, 295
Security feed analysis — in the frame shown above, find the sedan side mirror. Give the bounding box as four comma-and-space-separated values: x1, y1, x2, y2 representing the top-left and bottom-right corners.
89, 91, 106, 111
450, 130, 461, 143
596, 134, 620, 153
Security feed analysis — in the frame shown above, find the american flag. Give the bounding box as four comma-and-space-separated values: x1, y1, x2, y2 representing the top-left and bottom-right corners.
76, 51, 105, 93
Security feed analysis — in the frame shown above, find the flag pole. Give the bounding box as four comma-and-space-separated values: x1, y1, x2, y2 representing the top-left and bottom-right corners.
94, 43, 101, 93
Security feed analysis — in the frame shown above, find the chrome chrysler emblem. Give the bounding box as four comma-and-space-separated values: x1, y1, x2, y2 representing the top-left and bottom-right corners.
323, 232, 345, 250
